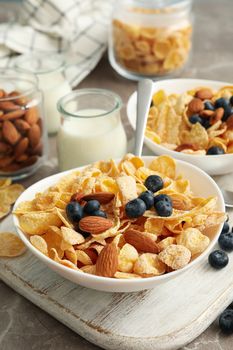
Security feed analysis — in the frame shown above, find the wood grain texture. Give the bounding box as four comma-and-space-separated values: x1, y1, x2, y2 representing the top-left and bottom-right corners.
0, 207, 232, 350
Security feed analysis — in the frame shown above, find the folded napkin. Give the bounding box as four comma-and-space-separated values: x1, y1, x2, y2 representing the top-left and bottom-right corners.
0, 0, 113, 87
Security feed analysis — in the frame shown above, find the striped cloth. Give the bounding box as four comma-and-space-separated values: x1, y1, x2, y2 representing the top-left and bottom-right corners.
0, 0, 113, 87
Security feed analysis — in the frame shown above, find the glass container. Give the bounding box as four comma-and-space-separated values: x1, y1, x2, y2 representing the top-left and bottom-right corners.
108, 0, 193, 80
16, 54, 72, 135
0, 69, 48, 179
57, 89, 127, 170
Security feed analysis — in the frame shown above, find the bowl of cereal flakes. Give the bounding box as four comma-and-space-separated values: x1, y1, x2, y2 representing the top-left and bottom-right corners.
127, 78, 233, 175
13, 154, 225, 292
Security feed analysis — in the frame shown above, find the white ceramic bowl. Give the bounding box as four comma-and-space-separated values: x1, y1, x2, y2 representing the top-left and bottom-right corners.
127, 78, 233, 175
13, 157, 225, 293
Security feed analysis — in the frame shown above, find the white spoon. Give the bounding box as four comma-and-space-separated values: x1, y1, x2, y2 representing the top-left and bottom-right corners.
134, 79, 153, 157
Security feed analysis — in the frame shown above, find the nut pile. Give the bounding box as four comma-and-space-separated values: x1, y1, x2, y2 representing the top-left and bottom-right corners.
0, 89, 43, 173
146, 86, 233, 154
14, 154, 225, 279
112, 19, 192, 76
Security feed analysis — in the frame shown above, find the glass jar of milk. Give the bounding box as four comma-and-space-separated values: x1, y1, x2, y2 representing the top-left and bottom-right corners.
16, 54, 72, 135
57, 89, 127, 170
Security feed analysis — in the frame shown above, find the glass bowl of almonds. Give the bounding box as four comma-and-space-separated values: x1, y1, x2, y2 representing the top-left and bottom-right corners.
127, 78, 233, 175
13, 154, 225, 292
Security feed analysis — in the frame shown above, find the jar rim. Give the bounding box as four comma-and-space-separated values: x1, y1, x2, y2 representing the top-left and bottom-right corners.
57, 89, 122, 119
0, 68, 39, 102
15, 53, 67, 75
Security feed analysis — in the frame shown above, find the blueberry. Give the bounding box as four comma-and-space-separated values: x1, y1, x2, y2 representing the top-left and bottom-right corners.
154, 194, 172, 206
154, 200, 173, 217
221, 221, 230, 234
208, 250, 229, 269
189, 114, 202, 124
227, 302, 233, 310
218, 232, 233, 252
206, 146, 225, 155
219, 309, 233, 334
145, 175, 163, 193
66, 201, 83, 223
215, 97, 229, 109
138, 191, 154, 210
84, 200, 100, 214
125, 198, 146, 218
91, 209, 107, 218
230, 96, 233, 106
200, 117, 211, 129
204, 101, 215, 111
222, 104, 232, 121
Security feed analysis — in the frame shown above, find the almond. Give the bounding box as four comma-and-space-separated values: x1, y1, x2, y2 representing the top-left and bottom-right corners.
1, 163, 21, 172
195, 89, 213, 100
0, 101, 20, 112
29, 142, 43, 156
226, 115, 233, 129
84, 248, 98, 264
175, 143, 198, 152
24, 107, 39, 125
14, 137, 29, 158
14, 119, 31, 133
2, 121, 21, 145
8, 91, 27, 106
0, 89, 6, 99
210, 107, 224, 125
0, 142, 12, 154
79, 216, 113, 234
1, 109, 25, 121
82, 192, 115, 204
124, 229, 159, 254
188, 98, 204, 113
96, 243, 118, 277
20, 155, 38, 167
200, 110, 215, 118
28, 124, 41, 148
0, 156, 14, 168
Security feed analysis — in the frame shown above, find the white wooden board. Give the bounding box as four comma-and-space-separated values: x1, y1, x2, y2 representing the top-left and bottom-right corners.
0, 207, 233, 350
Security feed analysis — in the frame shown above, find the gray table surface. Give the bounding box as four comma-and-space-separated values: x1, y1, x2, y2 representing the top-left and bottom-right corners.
1, 0, 233, 349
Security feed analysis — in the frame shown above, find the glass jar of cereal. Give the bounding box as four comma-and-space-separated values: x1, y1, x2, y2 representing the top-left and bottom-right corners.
108, 0, 193, 80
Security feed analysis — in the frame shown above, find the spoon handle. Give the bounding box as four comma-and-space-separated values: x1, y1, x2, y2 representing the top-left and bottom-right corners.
134, 79, 153, 157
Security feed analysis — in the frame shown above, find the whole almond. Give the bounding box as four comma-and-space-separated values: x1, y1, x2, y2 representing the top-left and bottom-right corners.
96, 243, 118, 277
0, 156, 14, 168
124, 229, 159, 254
79, 216, 113, 234
0, 101, 20, 112
210, 107, 224, 125
20, 155, 38, 167
14, 137, 29, 158
14, 119, 31, 133
188, 98, 204, 113
195, 89, 213, 100
28, 124, 41, 148
175, 143, 198, 152
8, 91, 27, 106
0, 142, 12, 154
200, 110, 215, 118
1, 163, 21, 172
226, 115, 233, 129
0, 89, 6, 99
16, 154, 28, 163
25, 107, 39, 125
1, 109, 25, 121
29, 142, 43, 156
82, 192, 115, 204
2, 121, 21, 145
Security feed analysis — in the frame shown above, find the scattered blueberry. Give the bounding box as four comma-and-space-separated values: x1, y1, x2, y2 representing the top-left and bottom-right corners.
222, 104, 232, 121
125, 198, 146, 218
221, 221, 230, 234
204, 101, 215, 111
206, 146, 225, 155
66, 201, 84, 223
139, 190, 154, 210
227, 302, 233, 310
208, 250, 229, 269
219, 309, 233, 334
189, 114, 202, 124
91, 209, 107, 218
145, 175, 163, 193
154, 194, 172, 206
230, 96, 233, 106
154, 200, 173, 217
84, 200, 100, 214
218, 232, 233, 252
215, 97, 229, 109
200, 117, 211, 129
